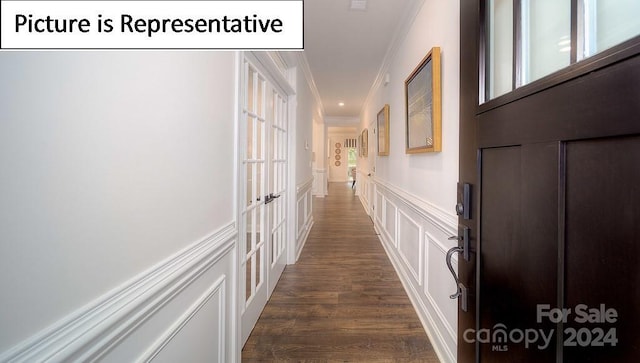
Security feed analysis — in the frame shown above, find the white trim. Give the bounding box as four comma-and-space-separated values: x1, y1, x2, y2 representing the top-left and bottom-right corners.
424, 232, 457, 341
375, 178, 457, 236
0, 223, 237, 363
296, 177, 314, 196
294, 52, 325, 118
385, 199, 398, 247
249, 52, 296, 96
372, 180, 458, 363
379, 234, 456, 363
396, 209, 423, 285
139, 276, 227, 362
294, 179, 314, 262
295, 219, 314, 262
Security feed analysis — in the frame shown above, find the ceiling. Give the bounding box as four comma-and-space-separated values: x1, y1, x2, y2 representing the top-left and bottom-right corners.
302, 0, 421, 121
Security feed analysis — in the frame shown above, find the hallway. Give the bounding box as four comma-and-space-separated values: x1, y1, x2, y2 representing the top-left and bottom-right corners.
242, 183, 439, 362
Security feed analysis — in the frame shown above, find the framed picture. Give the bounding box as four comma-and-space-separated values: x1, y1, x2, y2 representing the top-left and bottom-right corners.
377, 104, 390, 156
358, 134, 362, 156
405, 46, 441, 153
361, 128, 368, 157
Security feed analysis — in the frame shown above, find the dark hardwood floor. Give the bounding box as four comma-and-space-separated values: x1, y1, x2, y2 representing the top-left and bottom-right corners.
242, 182, 440, 362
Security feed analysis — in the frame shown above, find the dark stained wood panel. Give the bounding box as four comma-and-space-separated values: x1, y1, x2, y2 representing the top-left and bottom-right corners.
480, 144, 558, 362
242, 182, 439, 362
564, 136, 640, 363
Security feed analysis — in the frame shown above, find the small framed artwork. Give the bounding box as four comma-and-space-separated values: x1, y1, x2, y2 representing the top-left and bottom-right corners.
405, 46, 442, 153
335, 148, 341, 154
361, 128, 369, 157
377, 104, 390, 156
335, 160, 341, 166
335, 154, 341, 161
335, 142, 341, 149
357, 134, 362, 156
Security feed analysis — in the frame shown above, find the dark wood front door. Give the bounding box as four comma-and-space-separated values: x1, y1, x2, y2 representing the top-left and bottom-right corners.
457, 2, 640, 362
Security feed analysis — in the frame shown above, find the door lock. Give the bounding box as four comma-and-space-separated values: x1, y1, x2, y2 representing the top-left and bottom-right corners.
456, 183, 472, 219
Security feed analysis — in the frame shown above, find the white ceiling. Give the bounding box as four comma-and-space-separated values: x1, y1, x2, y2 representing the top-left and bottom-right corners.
302, 0, 421, 120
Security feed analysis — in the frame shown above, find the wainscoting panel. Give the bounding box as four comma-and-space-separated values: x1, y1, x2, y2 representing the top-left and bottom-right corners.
384, 201, 397, 247
357, 171, 370, 213
373, 180, 457, 363
375, 190, 384, 224
295, 179, 314, 261
425, 232, 458, 341
142, 277, 226, 363
0, 224, 237, 363
397, 210, 422, 285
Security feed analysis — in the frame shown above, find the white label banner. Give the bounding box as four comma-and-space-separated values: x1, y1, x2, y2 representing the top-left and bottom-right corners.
0, 0, 304, 49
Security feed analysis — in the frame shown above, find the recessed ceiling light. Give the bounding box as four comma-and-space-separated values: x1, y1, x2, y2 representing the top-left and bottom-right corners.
338, 102, 345, 107
349, 0, 367, 11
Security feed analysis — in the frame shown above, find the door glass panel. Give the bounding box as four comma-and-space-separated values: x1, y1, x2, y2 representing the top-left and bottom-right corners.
256, 207, 262, 246
257, 78, 264, 117
256, 246, 262, 286
247, 67, 255, 113
246, 210, 254, 253
257, 163, 263, 202
580, 0, 640, 59
521, 0, 571, 84
245, 256, 252, 301
257, 120, 263, 159
271, 230, 276, 265
487, 0, 513, 100
247, 116, 254, 159
246, 163, 252, 206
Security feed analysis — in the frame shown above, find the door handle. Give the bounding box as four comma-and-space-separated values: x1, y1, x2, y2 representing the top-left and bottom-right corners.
446, 246, 469, 312
446, 246, 464, 299
265, 193, 281, 204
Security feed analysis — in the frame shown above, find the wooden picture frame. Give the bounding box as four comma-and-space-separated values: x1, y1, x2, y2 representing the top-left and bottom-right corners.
377, 104, 390, 156
361, 128, 368, 157
405, 46, 441, 153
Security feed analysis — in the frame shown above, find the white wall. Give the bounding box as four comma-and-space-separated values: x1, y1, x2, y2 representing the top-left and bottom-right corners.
361, 3, 459, 210
289, 55, 320, 261
311, 120, 327, 196
358, 1, 460, 362
293, 65, 317, 187
0, 52, 237, 362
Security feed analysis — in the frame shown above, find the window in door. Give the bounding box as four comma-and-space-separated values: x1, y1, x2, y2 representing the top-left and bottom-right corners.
484, 0, 640, 102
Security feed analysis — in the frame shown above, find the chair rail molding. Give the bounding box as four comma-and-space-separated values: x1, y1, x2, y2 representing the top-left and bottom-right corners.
374, 178, 456, 236
0, 223, 237, 363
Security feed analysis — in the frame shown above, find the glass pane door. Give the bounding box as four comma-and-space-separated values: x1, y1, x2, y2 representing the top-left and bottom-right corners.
241, 60, 268, 344
240, 56, 289, 344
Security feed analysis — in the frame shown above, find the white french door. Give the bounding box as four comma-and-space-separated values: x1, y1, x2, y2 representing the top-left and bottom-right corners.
240, 57, 288, 345
268, 91, 288, 295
